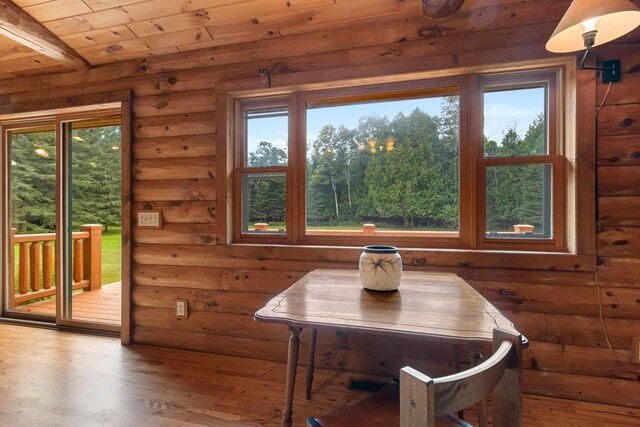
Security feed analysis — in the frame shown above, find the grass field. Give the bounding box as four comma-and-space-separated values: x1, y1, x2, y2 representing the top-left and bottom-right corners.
100, 227, 121, 285
259, 221, 456, 231
12, 226, 121, 291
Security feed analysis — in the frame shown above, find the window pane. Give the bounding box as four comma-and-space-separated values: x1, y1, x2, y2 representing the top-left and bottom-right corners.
242, 173, 286, 234
245, 107, 288, 167
484, 87, 546, 157
306, 94, 460, 236
485, 164, 552, 239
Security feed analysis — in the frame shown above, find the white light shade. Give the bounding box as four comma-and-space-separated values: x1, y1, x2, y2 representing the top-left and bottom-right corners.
546, 0, 640, 53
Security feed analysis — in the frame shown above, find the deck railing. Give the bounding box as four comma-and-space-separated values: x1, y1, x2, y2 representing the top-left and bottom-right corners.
10, 224, 102, 309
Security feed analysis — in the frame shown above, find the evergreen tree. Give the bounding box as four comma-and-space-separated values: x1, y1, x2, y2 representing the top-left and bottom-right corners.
9, 125, 122, 233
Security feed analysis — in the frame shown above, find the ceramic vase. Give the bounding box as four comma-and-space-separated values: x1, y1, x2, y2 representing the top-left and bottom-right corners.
359, 245, 402, 291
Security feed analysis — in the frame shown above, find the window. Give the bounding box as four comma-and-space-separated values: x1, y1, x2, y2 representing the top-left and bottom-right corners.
478, 72, 565, 250
232, 70, 564, 250
234, 98, 294, 241
305, 87, 461, 240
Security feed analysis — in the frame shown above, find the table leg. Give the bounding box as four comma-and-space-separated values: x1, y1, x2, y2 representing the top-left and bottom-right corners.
305, 328, 318, 400
282, 326, 302, 427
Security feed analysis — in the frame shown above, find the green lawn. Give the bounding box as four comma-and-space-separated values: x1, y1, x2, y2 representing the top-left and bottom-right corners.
101, 227, 121, 285
259, 221, 455, 232
12, 226, 121, 290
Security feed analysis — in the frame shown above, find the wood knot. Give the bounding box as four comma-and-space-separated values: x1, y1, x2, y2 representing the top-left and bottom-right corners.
632, 151, 640, 159
168, 76, 177, 85
621, 118, 634, 127
200, 235, 214, 243
612, 239, 629, 246
609, 156, 618, 163
415, 258, 427, 265
417, 25, 449, 38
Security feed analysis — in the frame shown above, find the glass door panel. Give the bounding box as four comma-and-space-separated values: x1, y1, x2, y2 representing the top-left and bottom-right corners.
6, 126, 57, 319
62, 120, 122, 326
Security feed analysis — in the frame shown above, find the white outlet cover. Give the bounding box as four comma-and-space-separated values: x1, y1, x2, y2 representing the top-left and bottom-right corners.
138, 211, 160, 227
176, 299, 188, 319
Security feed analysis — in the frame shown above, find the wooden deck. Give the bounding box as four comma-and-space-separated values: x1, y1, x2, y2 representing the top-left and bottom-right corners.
0, 323, 637, 427
16, 282, 121, 325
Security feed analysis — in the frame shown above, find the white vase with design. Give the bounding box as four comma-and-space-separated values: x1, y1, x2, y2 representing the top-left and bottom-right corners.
359, 245, 402, 291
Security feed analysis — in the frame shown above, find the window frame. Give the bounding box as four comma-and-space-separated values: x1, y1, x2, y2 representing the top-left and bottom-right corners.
476, 71, 566, 251
229, 69, 567, 251
233, 96, 298, 244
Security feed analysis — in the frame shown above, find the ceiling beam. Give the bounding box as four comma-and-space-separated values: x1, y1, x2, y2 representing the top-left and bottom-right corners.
0, 0, 89, 70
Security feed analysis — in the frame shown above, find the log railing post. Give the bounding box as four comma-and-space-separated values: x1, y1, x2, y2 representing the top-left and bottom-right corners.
18, 241, 29, 294
10, 228, 17, 310
73, 238, 84, 284
81, 224, 102, 291
42, 241, 53, 289
29, 242, 41, 292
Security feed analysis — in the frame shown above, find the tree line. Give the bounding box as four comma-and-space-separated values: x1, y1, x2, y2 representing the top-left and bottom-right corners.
10, 126, 121, 234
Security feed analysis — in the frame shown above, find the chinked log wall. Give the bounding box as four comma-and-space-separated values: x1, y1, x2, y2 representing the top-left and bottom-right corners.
0, 1, 638, 411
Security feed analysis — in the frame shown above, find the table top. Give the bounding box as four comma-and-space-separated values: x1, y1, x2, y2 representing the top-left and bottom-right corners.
255, 269, 520, 344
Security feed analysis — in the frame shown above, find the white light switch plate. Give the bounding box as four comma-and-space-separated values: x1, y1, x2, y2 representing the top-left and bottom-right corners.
138, 210, 162, 228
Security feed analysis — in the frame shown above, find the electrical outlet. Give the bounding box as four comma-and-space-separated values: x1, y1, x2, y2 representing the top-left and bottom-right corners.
138, 210, 162, 228
176, 299, 188, 319
632, 337, 640, 365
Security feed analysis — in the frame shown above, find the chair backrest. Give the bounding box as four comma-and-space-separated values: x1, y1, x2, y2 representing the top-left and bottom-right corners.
400, 328, 522, 427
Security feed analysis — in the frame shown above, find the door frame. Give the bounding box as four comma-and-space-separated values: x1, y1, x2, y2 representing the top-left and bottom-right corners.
0, 92, 132, 343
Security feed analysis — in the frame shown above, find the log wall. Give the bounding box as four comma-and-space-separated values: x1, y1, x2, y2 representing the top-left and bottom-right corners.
0, 1, 639, 411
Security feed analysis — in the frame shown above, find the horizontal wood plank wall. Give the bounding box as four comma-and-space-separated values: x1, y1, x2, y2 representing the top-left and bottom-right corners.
0, 1, 638, 411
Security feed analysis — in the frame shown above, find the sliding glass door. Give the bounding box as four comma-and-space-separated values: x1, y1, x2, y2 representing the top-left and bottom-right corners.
60, 119, 122, 328
2, 114, 122, 332
3, 124, 57, 320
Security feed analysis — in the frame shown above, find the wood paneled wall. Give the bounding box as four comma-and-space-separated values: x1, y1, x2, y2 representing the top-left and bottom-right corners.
0, 1, 638, 411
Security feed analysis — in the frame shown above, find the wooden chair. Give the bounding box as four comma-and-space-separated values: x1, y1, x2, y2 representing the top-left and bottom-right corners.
306, 328, 522, 427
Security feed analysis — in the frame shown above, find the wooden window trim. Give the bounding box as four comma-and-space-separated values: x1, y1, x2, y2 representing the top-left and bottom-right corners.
296, 77, 471, 248
233, 96, 298, 244
219, 63, 584, 254
476, 71, 565, 252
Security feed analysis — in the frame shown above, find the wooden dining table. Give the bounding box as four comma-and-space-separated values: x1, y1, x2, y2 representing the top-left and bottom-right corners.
254, 268, 524, 427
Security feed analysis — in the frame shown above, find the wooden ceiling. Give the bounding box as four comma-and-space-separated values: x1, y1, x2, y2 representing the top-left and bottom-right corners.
2, 0, 637, 80
0, 0, 426, 78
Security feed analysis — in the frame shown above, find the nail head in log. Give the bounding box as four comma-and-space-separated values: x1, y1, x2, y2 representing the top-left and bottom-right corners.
422, 0, 464, 18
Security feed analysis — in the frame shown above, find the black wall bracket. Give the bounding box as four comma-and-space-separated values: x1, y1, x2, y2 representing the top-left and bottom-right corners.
579, 44, 621, 83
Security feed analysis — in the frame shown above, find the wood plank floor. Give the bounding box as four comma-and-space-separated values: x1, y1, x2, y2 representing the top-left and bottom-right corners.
0, 324, 638, 426
14, 282, 121, 325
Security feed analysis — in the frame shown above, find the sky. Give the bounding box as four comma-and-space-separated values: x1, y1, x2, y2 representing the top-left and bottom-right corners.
246, 87, 545, 159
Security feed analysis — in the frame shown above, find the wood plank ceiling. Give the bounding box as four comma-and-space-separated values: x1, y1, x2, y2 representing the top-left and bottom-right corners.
0, 0, 426, 78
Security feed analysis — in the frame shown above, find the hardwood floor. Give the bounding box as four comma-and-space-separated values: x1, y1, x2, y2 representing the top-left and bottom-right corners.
0, 323, 637, 426
14, 282, 121, 325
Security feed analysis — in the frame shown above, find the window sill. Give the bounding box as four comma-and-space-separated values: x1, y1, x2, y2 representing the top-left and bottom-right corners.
222, 243, 596, 273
